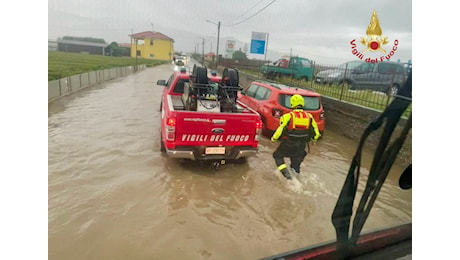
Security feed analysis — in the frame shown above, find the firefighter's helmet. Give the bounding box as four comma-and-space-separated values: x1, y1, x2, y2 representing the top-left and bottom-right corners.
290, 94, 304, 108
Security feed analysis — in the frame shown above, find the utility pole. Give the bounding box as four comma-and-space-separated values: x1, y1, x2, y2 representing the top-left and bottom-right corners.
216, 21, 220, 70
206, 20, 221, 70
202, 38, 205, 65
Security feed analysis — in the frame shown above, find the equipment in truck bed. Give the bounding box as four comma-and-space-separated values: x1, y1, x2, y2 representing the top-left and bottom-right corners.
183, 65, 241, 112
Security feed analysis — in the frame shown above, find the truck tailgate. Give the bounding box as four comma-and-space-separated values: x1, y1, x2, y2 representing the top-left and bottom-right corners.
174, 112, 260, 147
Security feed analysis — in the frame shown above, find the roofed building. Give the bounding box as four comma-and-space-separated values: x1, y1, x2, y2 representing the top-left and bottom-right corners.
129, 31, 174, 61
57, 39, 109, 55
205, 52, 216, 62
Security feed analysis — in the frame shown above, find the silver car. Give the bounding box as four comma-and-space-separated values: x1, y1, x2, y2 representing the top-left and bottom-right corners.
315, 60, 364, 85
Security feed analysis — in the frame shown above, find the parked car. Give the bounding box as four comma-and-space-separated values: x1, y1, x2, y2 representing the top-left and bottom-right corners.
238, 80, 325, 137
315, 60, 365, 85
344, 61, 408, 95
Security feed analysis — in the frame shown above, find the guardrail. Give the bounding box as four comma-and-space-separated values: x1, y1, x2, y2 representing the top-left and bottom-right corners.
48, 65, 146, 102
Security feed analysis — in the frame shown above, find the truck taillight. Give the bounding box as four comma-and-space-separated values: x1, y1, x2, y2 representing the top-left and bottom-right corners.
166, 117, 176, 141
320, 110, 325, 121
255, 120, 263, 141
167, 118, 176, 126
272, 108, 283, 118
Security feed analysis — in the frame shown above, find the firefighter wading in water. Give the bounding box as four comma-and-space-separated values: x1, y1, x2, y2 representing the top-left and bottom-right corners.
271, 94, 321, 180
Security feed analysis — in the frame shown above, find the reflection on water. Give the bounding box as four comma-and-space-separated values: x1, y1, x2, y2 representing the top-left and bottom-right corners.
48, 64, 411, 260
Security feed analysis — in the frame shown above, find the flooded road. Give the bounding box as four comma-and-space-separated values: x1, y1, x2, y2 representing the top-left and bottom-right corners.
48, 63, 411, 260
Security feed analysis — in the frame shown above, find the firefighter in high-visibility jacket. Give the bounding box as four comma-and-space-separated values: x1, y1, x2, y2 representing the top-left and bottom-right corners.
271, 94, 321, 180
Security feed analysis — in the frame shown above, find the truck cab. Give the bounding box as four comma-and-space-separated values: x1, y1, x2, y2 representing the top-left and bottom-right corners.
261, 56, 314, 82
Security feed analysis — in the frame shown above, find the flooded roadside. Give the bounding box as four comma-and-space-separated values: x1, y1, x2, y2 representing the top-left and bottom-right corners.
48, 63, 411, 259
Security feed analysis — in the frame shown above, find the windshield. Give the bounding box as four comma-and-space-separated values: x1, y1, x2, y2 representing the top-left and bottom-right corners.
278, 94, 320, 110
299, 59, 312, 67
338, 61, 363, 70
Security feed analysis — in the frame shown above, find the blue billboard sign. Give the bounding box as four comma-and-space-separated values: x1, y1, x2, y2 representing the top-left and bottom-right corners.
250, 32, 268, 55
250, 40, 266, 54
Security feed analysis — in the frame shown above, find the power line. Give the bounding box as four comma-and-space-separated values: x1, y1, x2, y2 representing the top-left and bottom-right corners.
232, 0, 266, 21
225, 0, 277, 26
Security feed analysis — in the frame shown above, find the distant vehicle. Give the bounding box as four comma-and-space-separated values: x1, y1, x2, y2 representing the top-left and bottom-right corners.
238, 80, 325, 137
315, 60, 365, 85
175, 57, 185, 66
344, 61, 408, 95
157, 65, 263, 163
260, 56, 314, 82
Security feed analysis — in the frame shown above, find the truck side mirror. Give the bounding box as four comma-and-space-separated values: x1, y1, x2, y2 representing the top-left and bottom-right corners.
157, 80, 167, 86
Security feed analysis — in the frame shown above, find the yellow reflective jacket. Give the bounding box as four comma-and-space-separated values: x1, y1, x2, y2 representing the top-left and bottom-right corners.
271, 109, 320, 141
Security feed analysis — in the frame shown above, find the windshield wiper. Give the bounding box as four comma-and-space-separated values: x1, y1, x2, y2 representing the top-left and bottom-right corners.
331, 71, 412, 259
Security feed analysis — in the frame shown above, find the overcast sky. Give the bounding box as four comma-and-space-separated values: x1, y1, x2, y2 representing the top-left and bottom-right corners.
48, 0, 412, 64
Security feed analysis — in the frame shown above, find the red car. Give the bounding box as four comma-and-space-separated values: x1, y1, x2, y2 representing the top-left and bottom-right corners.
238, 80, 325, 137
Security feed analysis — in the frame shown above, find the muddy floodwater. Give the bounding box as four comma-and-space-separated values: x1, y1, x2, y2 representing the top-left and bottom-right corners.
48, 63, 411, 260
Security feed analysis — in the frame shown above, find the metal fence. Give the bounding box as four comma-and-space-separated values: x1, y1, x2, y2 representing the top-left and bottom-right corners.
231, 60, 412, 117
310, 61, 411, 114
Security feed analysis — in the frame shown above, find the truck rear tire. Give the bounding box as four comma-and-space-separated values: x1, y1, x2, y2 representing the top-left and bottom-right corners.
160, 137, 166, 152
233, 157, 247, 164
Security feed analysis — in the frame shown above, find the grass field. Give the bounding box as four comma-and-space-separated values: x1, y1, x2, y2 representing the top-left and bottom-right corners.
48, 51, 168, 81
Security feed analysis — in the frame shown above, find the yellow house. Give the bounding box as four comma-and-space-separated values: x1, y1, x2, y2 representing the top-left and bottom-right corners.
128, 31, 174, 61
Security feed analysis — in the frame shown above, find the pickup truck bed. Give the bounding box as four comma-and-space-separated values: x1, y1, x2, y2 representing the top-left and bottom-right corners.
170, 95, 251, 112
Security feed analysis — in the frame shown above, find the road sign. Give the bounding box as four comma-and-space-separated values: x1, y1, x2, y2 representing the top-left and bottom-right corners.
250, 32, 267, 54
